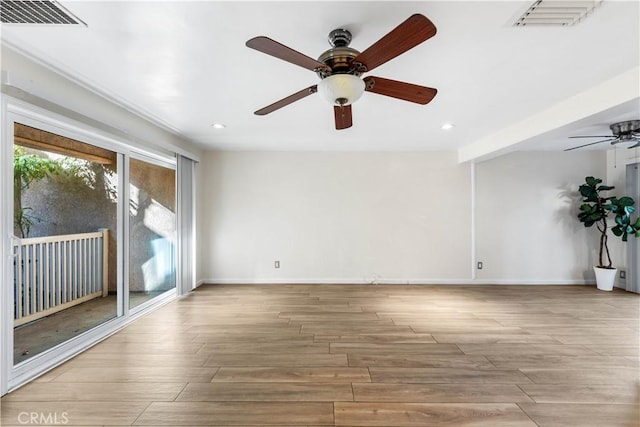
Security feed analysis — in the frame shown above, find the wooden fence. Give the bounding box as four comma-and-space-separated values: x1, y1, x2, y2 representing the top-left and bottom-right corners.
13, 229, 109, 326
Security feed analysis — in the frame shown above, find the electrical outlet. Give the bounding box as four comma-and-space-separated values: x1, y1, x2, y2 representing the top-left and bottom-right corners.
620, 270, 626, 279
477, 261, 483, 270
274, 261, 280, 269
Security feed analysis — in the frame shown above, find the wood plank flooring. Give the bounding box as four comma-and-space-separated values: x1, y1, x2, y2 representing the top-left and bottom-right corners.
2, 284, 638, 426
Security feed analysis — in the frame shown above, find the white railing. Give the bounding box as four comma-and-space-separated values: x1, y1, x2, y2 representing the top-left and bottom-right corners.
13, 229, 109, 327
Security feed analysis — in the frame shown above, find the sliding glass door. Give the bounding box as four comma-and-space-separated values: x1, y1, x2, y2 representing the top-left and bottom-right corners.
1, 101, 194, 396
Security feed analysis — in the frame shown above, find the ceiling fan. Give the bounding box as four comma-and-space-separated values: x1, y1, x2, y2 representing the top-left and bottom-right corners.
565, 120, 640, 151
246, 14, 438, 130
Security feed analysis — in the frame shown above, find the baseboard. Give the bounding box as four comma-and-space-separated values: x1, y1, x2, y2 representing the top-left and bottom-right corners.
200, 277, 596, 286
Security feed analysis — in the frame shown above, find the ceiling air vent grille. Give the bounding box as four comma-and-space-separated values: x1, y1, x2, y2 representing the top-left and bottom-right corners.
1, 0, 86, 25
514, 0, 602, 26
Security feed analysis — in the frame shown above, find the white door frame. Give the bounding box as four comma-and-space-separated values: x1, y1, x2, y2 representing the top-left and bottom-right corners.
626, 162, 640, 293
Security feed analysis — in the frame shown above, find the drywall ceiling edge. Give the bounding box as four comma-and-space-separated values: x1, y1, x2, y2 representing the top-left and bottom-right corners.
457, 66, 640, 163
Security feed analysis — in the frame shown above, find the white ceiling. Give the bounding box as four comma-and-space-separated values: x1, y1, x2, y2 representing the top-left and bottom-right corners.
1, 1, 639, 155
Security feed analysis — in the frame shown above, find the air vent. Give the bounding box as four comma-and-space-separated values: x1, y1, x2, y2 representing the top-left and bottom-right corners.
1, 0, 86, 25
514, 0, 602, 26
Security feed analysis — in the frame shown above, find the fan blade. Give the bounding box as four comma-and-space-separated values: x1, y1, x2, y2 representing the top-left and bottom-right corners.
254, 85, 318, 115
564, 138, 616, 152
569, 135, 613, 138
353, 14, 436, 72
246, 36, 330, 72
334, 105, 353, 130
364, 76, 437, 104
628, 141, 640, 149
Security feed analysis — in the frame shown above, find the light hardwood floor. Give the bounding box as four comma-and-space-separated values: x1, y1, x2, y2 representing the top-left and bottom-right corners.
1, 284, 638, 426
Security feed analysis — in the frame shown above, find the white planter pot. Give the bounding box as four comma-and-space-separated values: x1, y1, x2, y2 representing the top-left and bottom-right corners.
593, 266, 617, 291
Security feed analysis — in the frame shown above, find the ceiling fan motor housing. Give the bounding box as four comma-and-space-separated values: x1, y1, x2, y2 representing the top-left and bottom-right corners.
317, 29, 365, 79
611, 120, 640, 141
317, 46, 362, 78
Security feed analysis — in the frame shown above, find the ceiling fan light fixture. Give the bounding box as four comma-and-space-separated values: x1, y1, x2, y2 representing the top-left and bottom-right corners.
317, 74, 365, 106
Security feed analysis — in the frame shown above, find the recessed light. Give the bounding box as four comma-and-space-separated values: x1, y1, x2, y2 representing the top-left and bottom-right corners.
212, 123, 226, 129
441, 123, 455, 130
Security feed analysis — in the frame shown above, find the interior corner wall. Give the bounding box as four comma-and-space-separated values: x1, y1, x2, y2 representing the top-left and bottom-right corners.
198, 151, 473, 284
475, 151, 606, 284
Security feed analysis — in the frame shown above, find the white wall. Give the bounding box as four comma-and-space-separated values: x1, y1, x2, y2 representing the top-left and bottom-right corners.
475, 151, 605, 283
198, 151, 472, 284
198, 150, 609, 285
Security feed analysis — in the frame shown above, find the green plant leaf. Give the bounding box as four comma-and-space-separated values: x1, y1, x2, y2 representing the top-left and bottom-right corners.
618, 196, 635, 206
585, 176, 601, 186
579, 187, 597, 200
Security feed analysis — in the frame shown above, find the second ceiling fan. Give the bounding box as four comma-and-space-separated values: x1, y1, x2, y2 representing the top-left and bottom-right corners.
565, 120, 640, 151
246, 14, 438, 130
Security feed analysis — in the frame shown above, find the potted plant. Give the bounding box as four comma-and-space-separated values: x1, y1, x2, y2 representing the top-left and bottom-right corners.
577, 176, 640, 291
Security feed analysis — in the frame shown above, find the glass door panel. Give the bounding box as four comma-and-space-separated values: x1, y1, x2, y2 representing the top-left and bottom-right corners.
12, 123, 118, 364
129, 158, 176, 309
